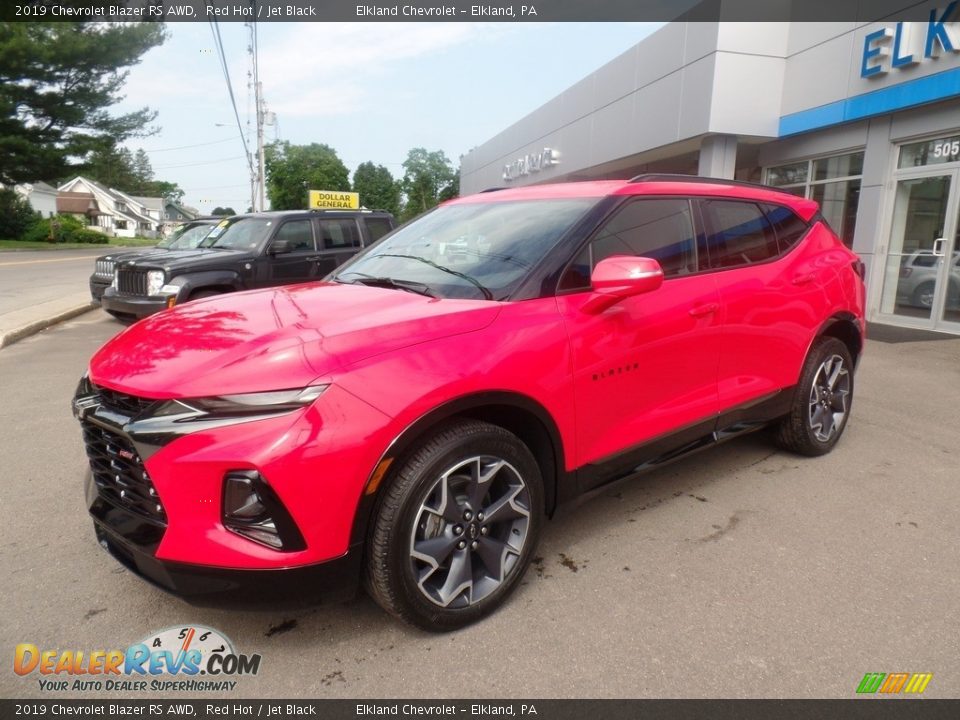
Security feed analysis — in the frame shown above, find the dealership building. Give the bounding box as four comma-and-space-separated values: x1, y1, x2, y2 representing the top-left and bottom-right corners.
460, 9, 960, 334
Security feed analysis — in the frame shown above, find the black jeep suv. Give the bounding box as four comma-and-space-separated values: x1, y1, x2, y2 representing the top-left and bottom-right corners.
100, 209, 396, 321
90, 219, 220, 303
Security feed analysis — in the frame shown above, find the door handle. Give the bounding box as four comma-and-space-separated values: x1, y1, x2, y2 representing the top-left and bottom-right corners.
689, 302, 719, 317
792, 272, 816, 285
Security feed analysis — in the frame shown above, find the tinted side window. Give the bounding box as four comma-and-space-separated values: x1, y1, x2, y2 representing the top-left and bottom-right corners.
273, 220, 314, 251
762, 203, 808, 254
702, 200, 777, 268
318, 219, 361, 249
365, 217, 394, 244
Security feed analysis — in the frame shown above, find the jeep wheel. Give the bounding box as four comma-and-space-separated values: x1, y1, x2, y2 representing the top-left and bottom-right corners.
775, 337, 853, 457
365, 420, 543, 631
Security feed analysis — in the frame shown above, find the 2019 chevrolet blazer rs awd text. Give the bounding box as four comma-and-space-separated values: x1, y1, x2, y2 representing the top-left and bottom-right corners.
73, 176, 866, 631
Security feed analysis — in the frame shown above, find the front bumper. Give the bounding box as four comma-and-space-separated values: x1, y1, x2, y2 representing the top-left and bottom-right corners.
101, 287, 171, 319
91, 503, 361, 605
90, 277, 110, 302
74, 379, 395, 599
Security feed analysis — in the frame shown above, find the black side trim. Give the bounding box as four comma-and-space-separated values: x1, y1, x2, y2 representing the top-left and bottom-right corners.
573, 388, 795, 497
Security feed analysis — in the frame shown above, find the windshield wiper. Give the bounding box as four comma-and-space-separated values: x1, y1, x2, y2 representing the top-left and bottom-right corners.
373, 254, 494, 300
337, 272, 437, 298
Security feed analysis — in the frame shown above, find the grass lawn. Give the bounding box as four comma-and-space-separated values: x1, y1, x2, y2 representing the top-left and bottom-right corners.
0, 237, 158, 251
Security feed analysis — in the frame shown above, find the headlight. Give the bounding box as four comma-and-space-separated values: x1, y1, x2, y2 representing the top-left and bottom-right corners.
147, 270, 165, 296
156, 385, 329, 419
111, 270, 118, 290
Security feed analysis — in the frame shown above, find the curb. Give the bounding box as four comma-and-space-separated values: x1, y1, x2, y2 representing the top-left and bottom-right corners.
0, 302, 97, 350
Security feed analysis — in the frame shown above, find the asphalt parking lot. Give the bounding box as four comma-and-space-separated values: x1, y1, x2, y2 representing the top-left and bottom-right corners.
1, 311, 958, 699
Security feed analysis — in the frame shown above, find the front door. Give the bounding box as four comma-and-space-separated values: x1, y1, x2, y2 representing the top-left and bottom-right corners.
258, 219, 318, 287
878, 138, 960, 333
554, 197, 721, 490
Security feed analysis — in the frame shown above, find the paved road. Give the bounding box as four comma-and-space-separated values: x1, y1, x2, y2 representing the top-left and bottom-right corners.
2, 313, 959, 699
0, 248, 105, 319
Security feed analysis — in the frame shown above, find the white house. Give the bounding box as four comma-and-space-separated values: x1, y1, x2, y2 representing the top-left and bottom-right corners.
58, 177, 163, 238
14, 182, 58, 217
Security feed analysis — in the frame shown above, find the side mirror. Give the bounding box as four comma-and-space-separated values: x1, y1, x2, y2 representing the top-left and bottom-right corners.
269, 238, 292, 255
582, 255, 664, 314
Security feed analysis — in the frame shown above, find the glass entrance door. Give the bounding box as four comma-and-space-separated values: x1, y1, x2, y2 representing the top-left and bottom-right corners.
878, 171, 960, 330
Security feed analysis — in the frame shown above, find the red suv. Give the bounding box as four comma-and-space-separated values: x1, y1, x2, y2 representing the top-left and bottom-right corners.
73, 176, 865, 630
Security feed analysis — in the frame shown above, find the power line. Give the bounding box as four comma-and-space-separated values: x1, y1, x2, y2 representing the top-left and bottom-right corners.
208, 19, 255, 180
153, 155, 246, 170
138, 137, 237, 153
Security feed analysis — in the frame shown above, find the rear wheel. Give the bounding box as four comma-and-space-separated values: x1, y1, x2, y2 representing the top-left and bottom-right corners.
365, 420, 543, 631
911, 281, 935, 309
775, 337, 853, 456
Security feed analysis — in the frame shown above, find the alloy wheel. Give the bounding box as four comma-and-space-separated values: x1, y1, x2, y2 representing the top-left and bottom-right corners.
807, 354, 850, 443
409, 455, 531, 608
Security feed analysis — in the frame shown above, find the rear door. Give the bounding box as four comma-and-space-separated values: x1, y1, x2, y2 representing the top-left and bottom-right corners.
554, 197, 721, 487
316, 217, 363, 276
700, 199, 833, 411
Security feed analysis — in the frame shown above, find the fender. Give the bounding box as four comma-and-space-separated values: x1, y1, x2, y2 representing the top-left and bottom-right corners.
167, 269, 244, 301
348, 390, 571, 547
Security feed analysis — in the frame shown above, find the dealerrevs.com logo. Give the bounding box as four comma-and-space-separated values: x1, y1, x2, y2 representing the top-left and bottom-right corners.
14, 625, 261, 693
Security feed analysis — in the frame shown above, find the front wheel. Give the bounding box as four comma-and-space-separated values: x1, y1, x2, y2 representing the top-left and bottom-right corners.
774, 337, 854, 457
364, 420, 544, 631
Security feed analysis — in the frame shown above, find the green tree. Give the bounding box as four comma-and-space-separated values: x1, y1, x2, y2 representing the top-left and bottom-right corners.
0, 188, 38, 240
132, 148, 153, 188
0, 22, 166, 186
353, 162, 401, 216
81, 145, 140, 190
400, 148, 458, 221
264, 141, 350, 210
211, 207, 236, 216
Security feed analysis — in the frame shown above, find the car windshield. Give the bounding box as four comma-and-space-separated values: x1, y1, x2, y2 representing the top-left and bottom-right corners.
333, 199, 595, 301
201, 218, 274, 251
160, 224, 214, 250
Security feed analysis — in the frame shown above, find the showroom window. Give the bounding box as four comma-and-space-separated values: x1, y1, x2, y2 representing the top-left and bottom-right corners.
765, 151, 863, 247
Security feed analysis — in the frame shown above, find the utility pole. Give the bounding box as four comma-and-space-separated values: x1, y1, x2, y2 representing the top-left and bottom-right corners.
249, 15, 266, 212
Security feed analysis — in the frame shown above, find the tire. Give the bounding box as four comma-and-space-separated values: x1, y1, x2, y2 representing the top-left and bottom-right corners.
910, 281, 935, 309
774, 337, 854, 457
364, 419, 544, 632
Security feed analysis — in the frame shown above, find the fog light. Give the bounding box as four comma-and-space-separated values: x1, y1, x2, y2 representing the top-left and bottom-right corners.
222, 471, 306, 552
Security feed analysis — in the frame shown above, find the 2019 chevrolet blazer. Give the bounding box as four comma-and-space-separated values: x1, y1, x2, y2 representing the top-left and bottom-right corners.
73, 176, 866, 631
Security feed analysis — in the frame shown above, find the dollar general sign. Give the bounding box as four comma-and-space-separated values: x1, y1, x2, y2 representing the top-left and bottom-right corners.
309, 190, 360, 210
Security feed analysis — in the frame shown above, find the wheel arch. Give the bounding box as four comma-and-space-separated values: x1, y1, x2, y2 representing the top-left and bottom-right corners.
816, 312, 864, 370
349, 391, 568, 548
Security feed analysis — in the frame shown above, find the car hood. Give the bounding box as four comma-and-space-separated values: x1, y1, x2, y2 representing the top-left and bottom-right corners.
114, 248, 253, 272
96, 248, 162, 264
88, 282, 502, 398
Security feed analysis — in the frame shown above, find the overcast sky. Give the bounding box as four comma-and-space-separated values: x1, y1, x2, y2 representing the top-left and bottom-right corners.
115, 22, 662, 212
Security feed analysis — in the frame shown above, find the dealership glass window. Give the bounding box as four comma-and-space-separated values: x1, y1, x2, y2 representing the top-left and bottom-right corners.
898, 134, 960, 168
765, 151, 863, 247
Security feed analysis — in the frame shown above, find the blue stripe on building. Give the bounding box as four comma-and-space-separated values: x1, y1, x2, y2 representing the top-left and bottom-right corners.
779, 66, 960, 136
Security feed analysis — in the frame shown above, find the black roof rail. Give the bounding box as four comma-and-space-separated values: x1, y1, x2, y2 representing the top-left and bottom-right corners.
628, 173, 778, 192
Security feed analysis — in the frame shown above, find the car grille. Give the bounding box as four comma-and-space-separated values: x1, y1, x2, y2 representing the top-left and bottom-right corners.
95, 259, 115, 278
116, 268, 148, 295
93, 384, 157, 417
82, 422, 166, 524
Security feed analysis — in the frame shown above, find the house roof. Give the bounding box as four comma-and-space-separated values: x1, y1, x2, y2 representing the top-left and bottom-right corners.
57, 192, 102, 215
132, 195, 163, 211
163, 200, 199, 220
